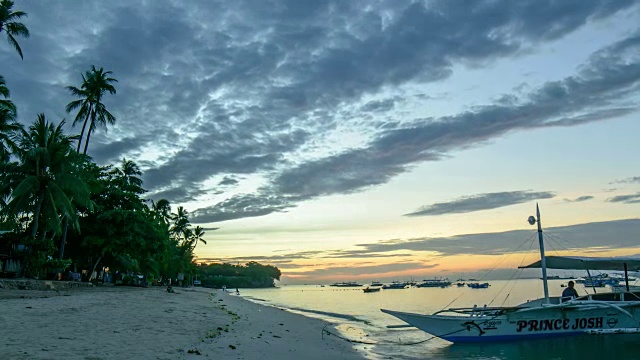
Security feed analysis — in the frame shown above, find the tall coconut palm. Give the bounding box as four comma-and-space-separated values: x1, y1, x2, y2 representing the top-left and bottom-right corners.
65, 66, 117, 154
7, 114, 91, 239
189, 225, 206, 251
0, 0, 29, 60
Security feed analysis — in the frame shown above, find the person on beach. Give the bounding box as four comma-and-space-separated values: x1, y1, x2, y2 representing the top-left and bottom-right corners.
561, 281, 578, 301
236, 288, 240, 295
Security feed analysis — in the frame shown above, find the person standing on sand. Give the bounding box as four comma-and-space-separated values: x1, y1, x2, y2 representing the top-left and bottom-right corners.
236, 288, 240, 295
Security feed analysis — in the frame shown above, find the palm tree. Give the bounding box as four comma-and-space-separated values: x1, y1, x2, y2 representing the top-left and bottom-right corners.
0, 108, 20, 161
0, 75, 20, 161
65, 66, 117, 154
118, 158, 143, 190
169, 206, 190, 242
6, 114, 91, 240
151, 198, 172, 226
189, 225, 206, 251
0, 0, 29, 60
0, 75, 16, 116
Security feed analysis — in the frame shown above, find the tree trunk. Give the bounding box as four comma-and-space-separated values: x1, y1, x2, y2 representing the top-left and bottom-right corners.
76, 105, 92, 153
83, 126, 92, 154
31, 189, 46, 238
59, 218, 68, 259
88, 254, 102, 282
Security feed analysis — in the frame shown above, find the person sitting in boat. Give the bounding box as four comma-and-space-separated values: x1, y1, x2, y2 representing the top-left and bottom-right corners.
561, 281, 578, 301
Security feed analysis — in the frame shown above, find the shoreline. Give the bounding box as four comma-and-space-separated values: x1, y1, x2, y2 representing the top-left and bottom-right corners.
0, 285, 368, 359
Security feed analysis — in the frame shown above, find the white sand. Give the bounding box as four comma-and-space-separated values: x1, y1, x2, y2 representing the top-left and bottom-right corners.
0, 286, 368, 359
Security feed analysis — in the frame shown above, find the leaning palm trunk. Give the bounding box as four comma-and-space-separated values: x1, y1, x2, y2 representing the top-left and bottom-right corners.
76, 105, 92, 153
83, 127, 92, 154
87, 253, 103, 282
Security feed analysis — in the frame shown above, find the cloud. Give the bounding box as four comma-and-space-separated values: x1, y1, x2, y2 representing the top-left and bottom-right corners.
354, 219, 640, 256
218, 177, 239, 186
404, 191, 556, 217
563, 195, 594, 203
612, 176, 640, 184
3, 1, 640, 222
190, 193, 296, 223
607, 193, 640, 204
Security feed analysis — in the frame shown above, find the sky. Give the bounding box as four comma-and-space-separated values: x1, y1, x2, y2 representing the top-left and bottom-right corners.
2, 0, 640, 284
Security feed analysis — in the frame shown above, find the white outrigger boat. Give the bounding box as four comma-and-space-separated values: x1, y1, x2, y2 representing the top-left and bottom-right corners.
381, 205, 640, 343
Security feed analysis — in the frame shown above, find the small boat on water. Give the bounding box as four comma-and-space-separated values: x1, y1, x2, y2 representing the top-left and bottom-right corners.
541, 275, 575, 280
383, 281, 408, 289
363, 287, 381, 293
329, 281, 363, 287
381, 205, 640, 343
416, 278, 452, 288
467, 282, 490, 289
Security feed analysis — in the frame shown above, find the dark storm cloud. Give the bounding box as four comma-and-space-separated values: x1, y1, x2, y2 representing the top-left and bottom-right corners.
2, 1, 639, 221
352, 219, 640, 256
563, 196, 595, 203
607, 193, 640, 204
404, 191, 556, 217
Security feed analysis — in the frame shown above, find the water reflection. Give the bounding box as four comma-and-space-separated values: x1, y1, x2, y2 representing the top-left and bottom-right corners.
430, 335, 640, 360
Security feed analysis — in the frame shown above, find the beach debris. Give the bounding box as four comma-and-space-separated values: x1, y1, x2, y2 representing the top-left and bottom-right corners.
187, 349, 201, 355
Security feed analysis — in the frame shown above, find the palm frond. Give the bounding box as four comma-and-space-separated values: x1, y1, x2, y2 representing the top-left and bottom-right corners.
6, 32, 23, 59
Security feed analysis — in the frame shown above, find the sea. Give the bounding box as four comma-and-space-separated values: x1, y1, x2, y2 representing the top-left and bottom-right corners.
239, 279, 640, 359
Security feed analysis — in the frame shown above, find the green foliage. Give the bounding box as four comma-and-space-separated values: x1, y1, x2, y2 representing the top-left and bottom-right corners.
0, 58, 225, 284
0, 0, 30, 60
196, 262, 281, 288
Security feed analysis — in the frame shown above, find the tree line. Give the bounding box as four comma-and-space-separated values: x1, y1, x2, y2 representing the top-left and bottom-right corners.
0, 0, 280, 287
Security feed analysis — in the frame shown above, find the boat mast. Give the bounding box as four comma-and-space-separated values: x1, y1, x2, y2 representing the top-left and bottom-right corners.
529, 204, 550, 304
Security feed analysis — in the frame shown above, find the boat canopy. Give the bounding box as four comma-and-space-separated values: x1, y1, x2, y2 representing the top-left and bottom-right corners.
520, 256, 640, 271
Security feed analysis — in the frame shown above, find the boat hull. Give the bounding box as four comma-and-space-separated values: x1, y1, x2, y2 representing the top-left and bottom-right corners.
381, 305, 640, 343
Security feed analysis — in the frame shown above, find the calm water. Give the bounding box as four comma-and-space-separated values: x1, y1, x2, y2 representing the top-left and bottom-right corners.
240, 279, 640, 359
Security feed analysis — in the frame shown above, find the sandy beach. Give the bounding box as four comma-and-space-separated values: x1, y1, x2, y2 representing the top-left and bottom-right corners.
0, 285, 368, 360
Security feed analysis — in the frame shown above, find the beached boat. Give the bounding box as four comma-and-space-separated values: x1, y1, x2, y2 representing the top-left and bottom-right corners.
381, 205, 640, 343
